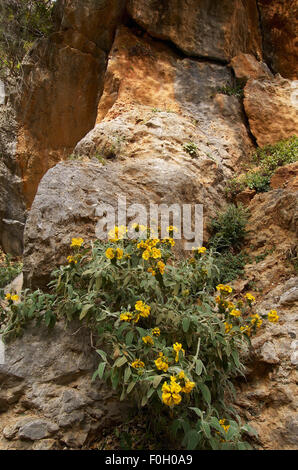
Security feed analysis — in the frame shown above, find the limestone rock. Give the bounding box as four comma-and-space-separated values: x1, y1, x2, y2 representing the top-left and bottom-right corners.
0, 101, 25, 255
258, 0, 298, 80
230, 53, 273, 83
244, 76, 298, 147
0, 322, 128, 450
16, 0, 126, 207
270, 162, 298, 191
236, 277, 298, 450
127, 0, 262, 62
243, 190, 298, 292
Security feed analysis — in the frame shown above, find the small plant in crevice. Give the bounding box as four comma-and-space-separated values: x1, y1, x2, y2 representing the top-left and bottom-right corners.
207, 204, 250, 284
183, 142, 198, 158
0, 250, 23, 289
226, 136, 298, 199
217, 83, 244, 99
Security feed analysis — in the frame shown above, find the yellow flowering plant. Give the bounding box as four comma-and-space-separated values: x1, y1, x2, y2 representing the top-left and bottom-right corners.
1, 227, 278, 450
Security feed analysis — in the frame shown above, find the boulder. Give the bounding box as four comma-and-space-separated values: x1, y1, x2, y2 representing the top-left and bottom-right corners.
0, 322, 128, 449
230, 53, 273, 83
127, 0, 262, 62
244, 76, 298, 147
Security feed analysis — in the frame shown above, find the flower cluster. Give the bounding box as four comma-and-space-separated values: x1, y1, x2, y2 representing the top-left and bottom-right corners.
131, 359, 145, 369
155, 352, 169, 372
268, 310, 279, 323
219, 419, 230, 433
173, 342, 185, 362
108, 225, 127, 242
105, 247, 123, 260
162, 372, 195, 407
70, 237, 84, 247
5, 293, 19, 302
120, 300, 151, 324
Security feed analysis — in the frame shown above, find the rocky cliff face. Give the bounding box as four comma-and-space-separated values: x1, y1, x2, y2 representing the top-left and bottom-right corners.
0, 0, 297, 450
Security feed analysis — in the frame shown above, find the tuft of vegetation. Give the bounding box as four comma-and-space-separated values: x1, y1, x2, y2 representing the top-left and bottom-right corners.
226, 136, 298, 198
0, 250, 23, 290
217, 83, 244, 99
208, 205, 249, 253
0, 0, 54, 85
2, 227, 281, 449
183, 142, 198, 158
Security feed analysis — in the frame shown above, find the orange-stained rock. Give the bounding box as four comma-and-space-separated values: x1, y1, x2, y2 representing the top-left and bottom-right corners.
270, 162, 298, 190
127, 0, 262, 62
15, 0, 126, 208
230, 53, 273, 83
258, 0, 298, 80
235, 188, 256, 205
244, 76, 298, 147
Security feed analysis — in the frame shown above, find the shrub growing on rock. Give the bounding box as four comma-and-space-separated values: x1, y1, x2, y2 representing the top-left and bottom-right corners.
1, 226, 281, 449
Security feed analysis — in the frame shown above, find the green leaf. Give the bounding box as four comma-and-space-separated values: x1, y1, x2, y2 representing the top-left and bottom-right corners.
182, 317, 190, 333
127, 379, 137, 394
125, 330, 134, 346
98, 362, 106, 379
201, 421, 211, 439
199, 383, 211, 405
79, 304, 92, 320
186, 430, 199, 450
96, 349, 107, 362
153, 375, 163, 389
195, 359, 203, 376
124, 366, 131, 383
114, 356, 128, 368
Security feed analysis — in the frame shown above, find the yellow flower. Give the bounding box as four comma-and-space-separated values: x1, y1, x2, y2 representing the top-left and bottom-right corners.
151, 248, 161, 259
11, 294, 19, 302
240, 325, 251, 336
152, 327, 160, 337
155, 355, 169, 372
162, 381, 182, 406
67, 255, 77, 264
105, 247, 115, 259
224, 322, 233, 334
120, 312, 133, 322
181, 380, 195, 394
131, 359, 145, 369
193, 246, 207, 254
245, 293, 256, 303
167, 226, 178, 233
178, 371, 185, 380
142, 250, 150, 260
157, 260, 165, 275
219, 419, 230, 433
229, 309, 241, 318
70, 237, 84, 247
147, 267, 156, 276
173, 342, 185, 362
250, 313, 263, 328
268, 310, 279, 323
116, 248, 123, 260
135, 300, 144, 311
5, 293, 11, 300
142, 335, 154, 345
216, 284, 232, 294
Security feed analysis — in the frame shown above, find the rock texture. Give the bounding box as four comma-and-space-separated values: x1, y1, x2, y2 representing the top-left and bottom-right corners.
127, 0, 262, 62
16, 0, 126, 207
230, 53, 273, 83
258, 0, 298, 80
244, 76, 298, 147
22, 26, 255, 290
0, 322, 127, 449
236, 277, 298, 450
243, 189, 298, 293
0, 101, 25, 255
271, 162, 298, 191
